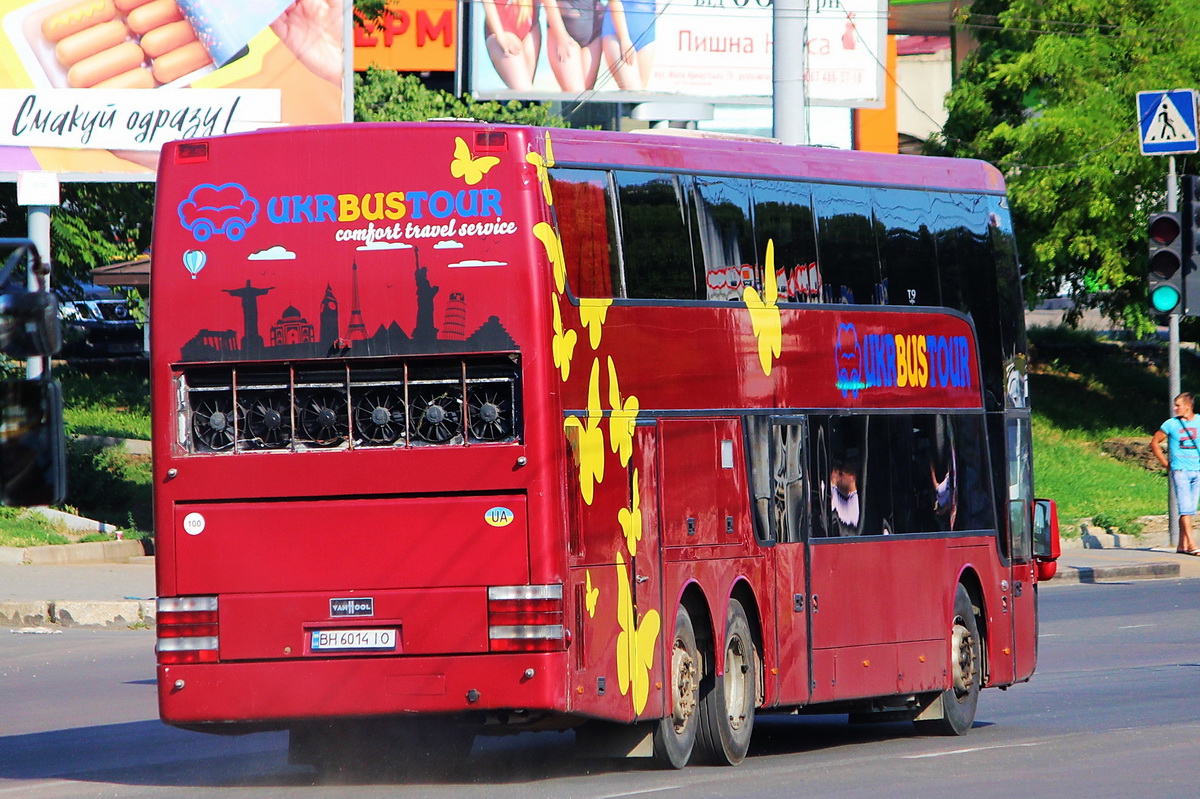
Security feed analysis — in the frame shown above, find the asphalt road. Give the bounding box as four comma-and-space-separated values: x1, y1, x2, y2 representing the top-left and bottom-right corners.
1, 578, 1198, 798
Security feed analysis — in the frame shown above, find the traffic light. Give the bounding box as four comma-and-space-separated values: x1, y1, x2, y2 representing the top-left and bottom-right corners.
1184, 175, 1200, 315
1148, 211, 1185, 313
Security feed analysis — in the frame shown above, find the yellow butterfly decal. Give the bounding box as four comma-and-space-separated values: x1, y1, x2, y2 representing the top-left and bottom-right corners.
743, 239, 783, 376
584, 569, 599, 617
607, 356, 639, 467
533, 222, 567, 294
450, 136, 500, 186
615, 552, 661, 715
578, 297, 611, 350
526, 133, 556, 206
551, 293, 577, 382
563, 359, 605, 504
618, 468, 642, 557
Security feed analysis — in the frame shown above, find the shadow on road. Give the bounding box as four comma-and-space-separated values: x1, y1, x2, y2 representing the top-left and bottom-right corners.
0, 713, 993, 789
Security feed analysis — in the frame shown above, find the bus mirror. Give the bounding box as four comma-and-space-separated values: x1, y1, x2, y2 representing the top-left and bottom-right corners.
1033, 498, 1060, 582
1, 379, 67, 507
0, 289, 61, 357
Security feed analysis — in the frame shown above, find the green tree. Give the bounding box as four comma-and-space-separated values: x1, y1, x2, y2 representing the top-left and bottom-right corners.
0, 183, 144, 295
354, 67, 566, 126
928, 0, 1200, 335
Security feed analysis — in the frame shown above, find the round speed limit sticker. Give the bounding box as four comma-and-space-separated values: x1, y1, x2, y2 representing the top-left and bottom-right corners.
183, 512, 206, 536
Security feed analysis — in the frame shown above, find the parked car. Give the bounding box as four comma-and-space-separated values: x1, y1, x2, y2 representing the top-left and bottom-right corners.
59, 283, 144, 357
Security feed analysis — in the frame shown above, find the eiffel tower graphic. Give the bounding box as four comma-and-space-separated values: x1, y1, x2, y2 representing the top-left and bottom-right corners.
347, 260, 368, 340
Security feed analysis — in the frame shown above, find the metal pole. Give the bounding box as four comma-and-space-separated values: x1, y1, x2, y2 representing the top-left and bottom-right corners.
772, 0, 808, 145
26, 205, 51, 381
1169, 155, 1181, 548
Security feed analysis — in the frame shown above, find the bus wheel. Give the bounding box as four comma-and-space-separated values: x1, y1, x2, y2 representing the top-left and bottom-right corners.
653, 605, 701, 769
915, 584, 981, 736
696, 598, 756, 765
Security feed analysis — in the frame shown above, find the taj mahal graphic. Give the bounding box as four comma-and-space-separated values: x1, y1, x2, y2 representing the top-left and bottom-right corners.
180, 259, 516, 362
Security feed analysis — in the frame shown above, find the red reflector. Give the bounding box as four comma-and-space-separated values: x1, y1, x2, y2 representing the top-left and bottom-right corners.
474, 131, 508, 152
488, 610, 563, 626
157, 649, 219, 665
175, 142, 209, 163
157, 623, 218, 638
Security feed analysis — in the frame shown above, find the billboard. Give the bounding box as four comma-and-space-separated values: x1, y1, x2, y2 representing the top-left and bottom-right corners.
468, 0, 885, 107
354, 0, 456, 72
0, 0, 348, 179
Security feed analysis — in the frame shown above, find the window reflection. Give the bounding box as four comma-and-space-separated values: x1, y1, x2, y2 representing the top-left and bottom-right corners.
694, 177, 756, 301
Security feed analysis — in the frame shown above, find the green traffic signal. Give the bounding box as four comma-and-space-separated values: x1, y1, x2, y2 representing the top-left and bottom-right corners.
1152, 283, 1182, 313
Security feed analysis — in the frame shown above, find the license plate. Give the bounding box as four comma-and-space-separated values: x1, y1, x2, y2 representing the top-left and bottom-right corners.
311, 628, 397, 651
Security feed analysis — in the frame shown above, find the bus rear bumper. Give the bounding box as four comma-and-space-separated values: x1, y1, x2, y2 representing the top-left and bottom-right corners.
158, 652, 569, 726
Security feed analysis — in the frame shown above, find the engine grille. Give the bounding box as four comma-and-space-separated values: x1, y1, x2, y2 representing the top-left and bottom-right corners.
180, 356, 521, 454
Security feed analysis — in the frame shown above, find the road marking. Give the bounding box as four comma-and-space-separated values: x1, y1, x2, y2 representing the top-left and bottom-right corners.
597, 788, 682, 798
1117, 624, 1154, 630
902, 742, 1039, 759
0, 780, 77, 795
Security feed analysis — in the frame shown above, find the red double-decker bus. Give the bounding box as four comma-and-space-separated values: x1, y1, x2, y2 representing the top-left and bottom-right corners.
150, 122, 1060, 770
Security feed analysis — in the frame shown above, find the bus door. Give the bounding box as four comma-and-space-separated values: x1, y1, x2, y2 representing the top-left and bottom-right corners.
568, 425, 664, 723
1007, 415, 1037, 682
631, 422, 666, 720
753, 416, 810, 706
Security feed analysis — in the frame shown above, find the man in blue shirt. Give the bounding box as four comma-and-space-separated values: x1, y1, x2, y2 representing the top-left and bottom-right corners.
1152, 392, 1200, 554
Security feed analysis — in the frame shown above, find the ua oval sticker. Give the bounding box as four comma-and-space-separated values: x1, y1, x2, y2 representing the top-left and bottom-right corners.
485, 507, 514, 527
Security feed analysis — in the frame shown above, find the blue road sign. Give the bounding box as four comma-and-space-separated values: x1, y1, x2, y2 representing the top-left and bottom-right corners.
1139, 89, 1200, 156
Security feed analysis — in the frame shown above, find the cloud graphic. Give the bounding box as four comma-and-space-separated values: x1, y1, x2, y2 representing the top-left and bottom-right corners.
356, 241, 413, 251
449, 259, 507, 268
247, 245, 296, 261
434, 239, 464, 249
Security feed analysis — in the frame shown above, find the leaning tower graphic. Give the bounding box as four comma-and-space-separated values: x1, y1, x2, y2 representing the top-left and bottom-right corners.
442, 292, 467, 340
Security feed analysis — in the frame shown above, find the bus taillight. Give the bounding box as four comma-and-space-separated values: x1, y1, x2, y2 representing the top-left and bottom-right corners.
156, 596, 219, 664
487, 585, 565, 652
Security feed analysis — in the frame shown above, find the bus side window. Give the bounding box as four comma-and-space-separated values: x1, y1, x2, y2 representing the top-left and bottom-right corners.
613, 171, 703, 300
811, 184, 881, 305
550, 168, 619, 298
771, 419, 805, 544
693, 177, 756, 301
752, 179, 820, 304
826, 415, 865, 536
874, 187, 940, 308
744, 415, 774, 545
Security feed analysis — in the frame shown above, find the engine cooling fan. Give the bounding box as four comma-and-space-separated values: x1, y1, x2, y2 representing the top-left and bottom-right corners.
409, 386, 462, 443
467, 385, 515, 442
240, 391, 292, 449
296, 390, 349, 447
352, 388, 407, 445
191, 394, 238, 452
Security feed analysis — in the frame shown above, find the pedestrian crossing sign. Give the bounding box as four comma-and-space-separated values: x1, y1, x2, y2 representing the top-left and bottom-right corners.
1139, 89, 1200, 155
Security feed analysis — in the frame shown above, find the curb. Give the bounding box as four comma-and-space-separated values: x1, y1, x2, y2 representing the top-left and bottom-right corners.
0, 599, 154, 629
0, 539, 145, 566
1048, 561, 1182, 585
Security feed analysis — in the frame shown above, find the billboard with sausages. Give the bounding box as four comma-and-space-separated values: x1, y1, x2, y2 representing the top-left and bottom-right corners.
0, 0, 348, 179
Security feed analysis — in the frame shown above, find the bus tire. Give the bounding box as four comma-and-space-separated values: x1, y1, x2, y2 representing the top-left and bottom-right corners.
652, 605, 701, 769
915, 584, 981, 736
696, 598, 756, 765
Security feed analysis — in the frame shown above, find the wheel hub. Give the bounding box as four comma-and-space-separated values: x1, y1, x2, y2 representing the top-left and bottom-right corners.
950, 620, 976, 698
724, 635, 749, 730
671, 643, 697, 732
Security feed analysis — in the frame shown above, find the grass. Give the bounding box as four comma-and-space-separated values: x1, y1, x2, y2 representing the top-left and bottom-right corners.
1028, 325, 1200, 534
1, 358, 152, 543
0, 507, 72, 547
58, 360, 151, 439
